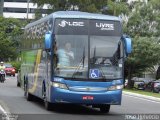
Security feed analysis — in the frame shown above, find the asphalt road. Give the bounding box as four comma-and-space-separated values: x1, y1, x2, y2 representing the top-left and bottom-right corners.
0, 75, 160, 120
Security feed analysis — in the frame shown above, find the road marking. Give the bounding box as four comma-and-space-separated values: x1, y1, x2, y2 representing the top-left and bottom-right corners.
123, 94, 160, 104
0, 105, 10, 120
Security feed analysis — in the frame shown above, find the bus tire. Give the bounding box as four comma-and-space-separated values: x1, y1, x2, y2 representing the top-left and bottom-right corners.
99, 104, 110, 113
24, 81, 33, 101
17, 83, 20, 87
44, 99, 52, 111
42, 82, 46, 99
26, 91, 34, 101
42, 83, 52, 111
17, 80, 20, 87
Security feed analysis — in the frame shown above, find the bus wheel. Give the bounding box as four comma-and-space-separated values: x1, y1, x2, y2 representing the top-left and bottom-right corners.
17, 82, 20, 87
42, 83, 52, 110
24, 84, 33, 101
99, 105, 110, 113
17, 80, 20, 87
44, 99, 52, 111
26, 91, 34, 101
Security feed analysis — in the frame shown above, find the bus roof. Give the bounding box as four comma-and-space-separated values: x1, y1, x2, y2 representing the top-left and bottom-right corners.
53, 11, 120, 20
25, 11, 121, 29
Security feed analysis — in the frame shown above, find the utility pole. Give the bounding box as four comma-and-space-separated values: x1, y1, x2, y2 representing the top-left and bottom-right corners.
0, 0, 4, 16
26, 0, 30, 19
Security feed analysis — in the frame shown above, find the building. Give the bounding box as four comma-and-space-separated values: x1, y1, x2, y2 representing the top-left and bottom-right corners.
2, 0, 50, 19
127, 0, 148, 4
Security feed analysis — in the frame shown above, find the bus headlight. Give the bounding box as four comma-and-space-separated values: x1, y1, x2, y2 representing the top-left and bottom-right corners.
108, 85, 123, 91
52, 82, 68, 90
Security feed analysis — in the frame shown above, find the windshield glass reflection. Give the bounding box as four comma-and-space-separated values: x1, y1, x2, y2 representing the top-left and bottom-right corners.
54, 35, 88, 79
53, 35, 123, 80
90, 36, 123, 79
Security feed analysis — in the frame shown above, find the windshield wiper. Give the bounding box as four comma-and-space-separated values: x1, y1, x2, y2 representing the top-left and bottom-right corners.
92, 47, 106, 80
82, 47, 85, 67
93, 46, 96, 63
72, 46, 85, 78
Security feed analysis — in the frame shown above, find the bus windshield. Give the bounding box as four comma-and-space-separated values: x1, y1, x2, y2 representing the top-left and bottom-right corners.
89, 36, 123, 80
53, 35, 123, 80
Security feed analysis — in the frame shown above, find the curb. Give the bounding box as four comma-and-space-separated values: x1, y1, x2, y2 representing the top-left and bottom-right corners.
123, 91, 160, 102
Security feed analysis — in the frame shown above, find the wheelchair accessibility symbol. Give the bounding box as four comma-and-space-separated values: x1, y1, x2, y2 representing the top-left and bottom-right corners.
90, 69, 100, 78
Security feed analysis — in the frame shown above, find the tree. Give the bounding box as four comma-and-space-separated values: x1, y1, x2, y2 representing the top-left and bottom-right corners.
105, 0, 129, 16
32, 0, 129, 16
123, 0, 160, 88
124, 0, 160, 37
156, 66, 160, 79
0, 17, 26, 61
125, 37, 160, 88
32, 0, 106, 13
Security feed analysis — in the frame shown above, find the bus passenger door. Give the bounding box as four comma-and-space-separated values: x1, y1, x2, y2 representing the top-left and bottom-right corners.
41, 50, 50, 98
45, 51, 51, 99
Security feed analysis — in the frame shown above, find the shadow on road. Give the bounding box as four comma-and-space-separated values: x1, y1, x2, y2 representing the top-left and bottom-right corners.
32, 97, 116, 116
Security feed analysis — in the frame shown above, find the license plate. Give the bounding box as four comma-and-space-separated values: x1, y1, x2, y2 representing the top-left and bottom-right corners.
82, 96, 94, 100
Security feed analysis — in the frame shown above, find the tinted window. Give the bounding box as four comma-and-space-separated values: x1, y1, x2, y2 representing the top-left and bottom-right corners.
54, 35, 88, 79
154, 82, 160, 86
55, 19, 122, 36
89, 20, 122, 36
4, 64, 13, 68
55, 19, 88, 35
135, 81, 144, 84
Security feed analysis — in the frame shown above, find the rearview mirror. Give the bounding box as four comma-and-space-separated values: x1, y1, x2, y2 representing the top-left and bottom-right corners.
123, 36, 132, 55
45, 32, 52, 51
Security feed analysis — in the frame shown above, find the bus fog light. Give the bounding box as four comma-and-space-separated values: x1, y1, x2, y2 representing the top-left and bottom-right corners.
52, 82, 68, 89
59, 83, 68, 89
116, 85, 123, 89
108, 85, 123, 91
53, 83, 60, 88
108, 86, 117, 91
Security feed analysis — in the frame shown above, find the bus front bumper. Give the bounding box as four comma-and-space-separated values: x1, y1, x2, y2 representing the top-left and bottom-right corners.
50, 87, 122, 105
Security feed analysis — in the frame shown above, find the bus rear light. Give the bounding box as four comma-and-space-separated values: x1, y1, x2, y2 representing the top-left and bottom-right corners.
52, 82, 68, 90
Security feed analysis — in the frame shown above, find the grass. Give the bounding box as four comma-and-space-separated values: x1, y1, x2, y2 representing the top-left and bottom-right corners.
123, 88, 160, 98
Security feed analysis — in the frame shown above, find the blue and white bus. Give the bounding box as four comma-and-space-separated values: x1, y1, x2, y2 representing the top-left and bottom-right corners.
20, 11, 131, 113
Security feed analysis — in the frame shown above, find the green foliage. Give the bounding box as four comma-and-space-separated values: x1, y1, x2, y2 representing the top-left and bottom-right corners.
124, 0, 160, 37
126, 37, 160, 73
10, 61, 21, 73
0, 39, 17, 60
123, 88, 160, 98
106, 0, 129, 16
123, 0, 160, 88
32, 0, 129, 16
35, 8, 43, 20
0, 17, 26, 61
125, 37, 160, 88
